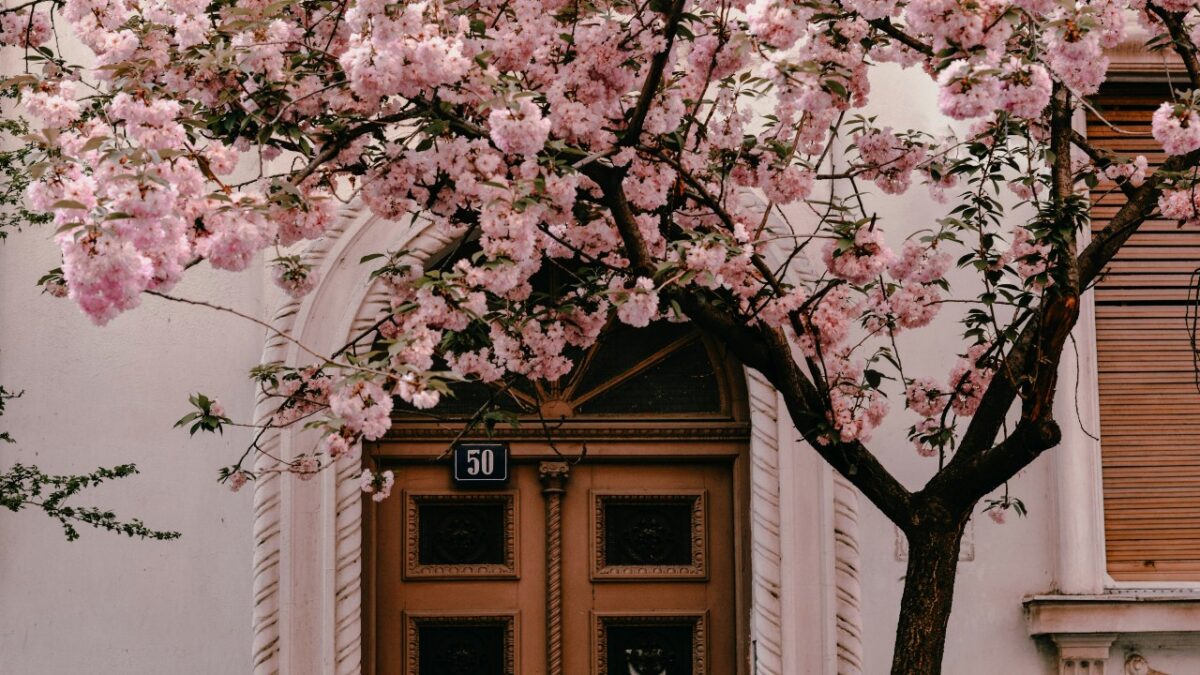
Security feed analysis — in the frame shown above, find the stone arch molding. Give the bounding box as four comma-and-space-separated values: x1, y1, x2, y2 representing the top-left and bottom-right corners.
249, 200, 864, 675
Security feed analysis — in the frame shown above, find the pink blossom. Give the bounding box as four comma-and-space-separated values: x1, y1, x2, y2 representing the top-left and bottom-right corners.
937, 61, 1001, 120
854, 128, 925, 194
359, 468, 395, 501
759, 288, 810, 328
889, 282, 941, 330
947, 343, 995, 417
320, 432, 355, 460
1149, 0, 1200, 11
107, 93, 185, 151
912, 417, 941, 457
1045, 30, 1108, 96
1103, 156, 1148, 188
329, 380, 393, 440
889, 240, 951, 284
58, 231, 154, 325
747, 0, 808, 49
203, 142, 240, 175
999, 60, 1052, 119
798, 284, 857, 354
843, 0, 899, 20
1158, 188, 1200, 227
272, 257, 320, 299
758, 163, 814, 204
1010, 226, 1050, 284
43, 279, 69, 298
906, 378, 948, 417
195, 197, 276, 271
822, 227, 894, 285
23, 80, 82, 128
488, 98, 551, 158
615, 277, 660, 328
1152, 102, 1200, 156
623, 158, 677, 211
359, 469, 376, 494
0, 8, 51, 47
276, 196, 337, 246
905, 0, 1009, 54
1007, 180, 1042, 201
274, 368, 332, 426
397, 374, 440, 410
228, 470, 251, 492
293, 455, 321, 480
821, 358, 888, 444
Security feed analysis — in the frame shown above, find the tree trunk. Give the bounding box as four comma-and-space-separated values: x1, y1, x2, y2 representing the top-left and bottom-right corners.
890, 514, 970, 675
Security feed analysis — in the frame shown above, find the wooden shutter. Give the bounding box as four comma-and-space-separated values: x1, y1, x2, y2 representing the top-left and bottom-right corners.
1090, 84, 1200, 581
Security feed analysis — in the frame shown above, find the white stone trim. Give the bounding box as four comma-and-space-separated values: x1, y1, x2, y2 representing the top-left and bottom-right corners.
831, 474, 864, 675
1053, 115, 1111, 596
1053, 634, 1117, 675
249, 208, 862, 675
1027, 594, 1200, 635
747, 370, 786, 675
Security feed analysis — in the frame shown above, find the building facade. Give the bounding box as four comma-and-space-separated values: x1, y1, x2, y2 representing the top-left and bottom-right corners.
2, 32, 1200, 675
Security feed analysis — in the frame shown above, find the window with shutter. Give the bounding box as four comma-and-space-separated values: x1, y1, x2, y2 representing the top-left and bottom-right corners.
1090, 83, 1200, 581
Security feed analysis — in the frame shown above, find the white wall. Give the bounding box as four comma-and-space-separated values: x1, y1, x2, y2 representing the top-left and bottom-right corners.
0, 227, 264, 674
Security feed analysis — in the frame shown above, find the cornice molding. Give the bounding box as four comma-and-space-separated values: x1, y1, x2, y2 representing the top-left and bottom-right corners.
384, 422, 751, 441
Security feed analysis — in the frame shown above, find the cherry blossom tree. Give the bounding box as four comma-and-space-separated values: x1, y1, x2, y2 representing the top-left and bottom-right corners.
3, 0, 1200, 670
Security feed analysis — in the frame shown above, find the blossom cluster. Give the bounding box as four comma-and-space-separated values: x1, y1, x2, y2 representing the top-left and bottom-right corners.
0, 0, 1188, 498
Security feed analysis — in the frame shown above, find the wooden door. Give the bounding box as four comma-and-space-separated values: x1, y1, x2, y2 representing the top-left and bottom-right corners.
371, 450, 741, 675
563, 460, 736, 675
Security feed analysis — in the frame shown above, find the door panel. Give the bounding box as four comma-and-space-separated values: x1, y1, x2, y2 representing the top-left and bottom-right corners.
374, 462, 546, 675
374, 455, 738, 675
563, 462, 735, 675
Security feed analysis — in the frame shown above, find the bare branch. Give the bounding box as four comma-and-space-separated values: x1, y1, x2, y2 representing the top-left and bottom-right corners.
868, 18, 934, 58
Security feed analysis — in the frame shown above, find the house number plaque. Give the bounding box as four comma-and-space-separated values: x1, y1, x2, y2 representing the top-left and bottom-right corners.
452, 442, 510, 486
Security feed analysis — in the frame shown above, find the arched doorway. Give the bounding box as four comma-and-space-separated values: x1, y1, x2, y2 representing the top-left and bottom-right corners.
364, 320, 752, 675
248, 206, 857, 675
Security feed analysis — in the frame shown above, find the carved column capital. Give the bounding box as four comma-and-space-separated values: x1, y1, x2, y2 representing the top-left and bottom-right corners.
539, 460, 570, 493
1052, 633, 1117, 675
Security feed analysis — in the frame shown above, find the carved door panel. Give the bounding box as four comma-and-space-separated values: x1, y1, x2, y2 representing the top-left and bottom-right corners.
373, 462, 545, 675
562, 461, 736, 675
372, 457, 738, 675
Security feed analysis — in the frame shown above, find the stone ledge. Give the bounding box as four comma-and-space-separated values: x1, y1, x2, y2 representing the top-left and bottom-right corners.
1026, 594, 1200, 636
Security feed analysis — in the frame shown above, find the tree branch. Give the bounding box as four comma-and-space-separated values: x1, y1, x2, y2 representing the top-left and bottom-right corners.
1147, 5, 1200, 90
1076, 148, 1200, 287
1069, 129, 1136, 199
930, 85, 1081, 508
924, 417, 1061, 509
622, 0, 689, 146
591, 166, 914, 525
868, 18, 934, 58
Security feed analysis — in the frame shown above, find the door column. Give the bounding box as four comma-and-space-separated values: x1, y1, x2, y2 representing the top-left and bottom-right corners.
540, 461, 570, 675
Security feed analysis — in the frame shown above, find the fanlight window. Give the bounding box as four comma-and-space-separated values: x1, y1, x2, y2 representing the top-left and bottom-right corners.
393, 319, 733, 422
